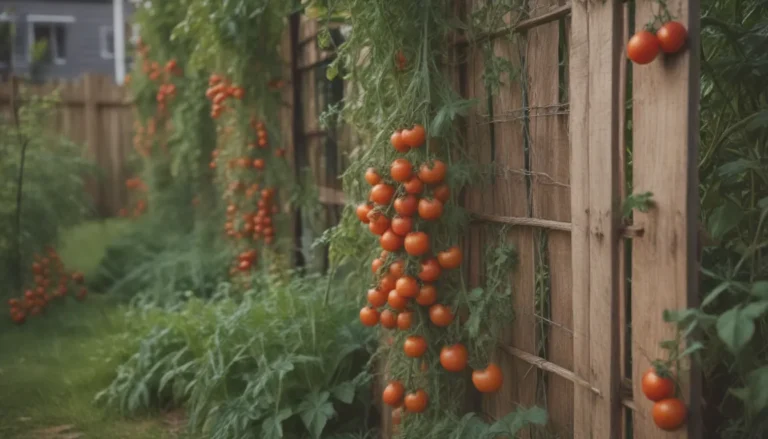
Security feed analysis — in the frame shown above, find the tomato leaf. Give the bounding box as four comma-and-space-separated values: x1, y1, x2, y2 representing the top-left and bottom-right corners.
730, 366, 768, 414
701, 281, 732, 308
330, 381, 356, 404
716, 306, 755, 353
298, 391, 336, 439
742, 301, 768, 319
487, 406, 548, 436
326, 64, 339, 81
260, 408, 293, 439
708, 201, 744, 240
750, 281, 768, 299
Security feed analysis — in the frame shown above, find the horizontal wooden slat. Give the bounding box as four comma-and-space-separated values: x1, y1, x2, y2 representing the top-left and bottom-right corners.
455, 4, 572, 46
500, 345, 600, 396
318, 186, 345, 205
469, 211, 644, 237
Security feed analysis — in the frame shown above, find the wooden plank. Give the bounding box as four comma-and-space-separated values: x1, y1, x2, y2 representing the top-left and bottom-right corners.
84, 73, 104, 215
570, 0, 623, 436
526, 0, 573, 433
618, 4, 630, 438
631, 0, 701, 436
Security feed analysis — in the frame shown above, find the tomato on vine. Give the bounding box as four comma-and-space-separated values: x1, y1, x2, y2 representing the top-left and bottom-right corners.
418, 198, 444, 220
383, 381, 405, 407
360, 306, 380, 327
627, 30, 660, 65
652, 398, 687, 431
394, 195, 419, 216
656, 21, 687, 53
368, 212, 390, 235
371, 257, 384, 274
401, 124, 426, 148
380, 309, 397, 329
380, 230, 405, 251
370, 183, 396, 205
397, 311, 413, 330
404, 389, 429, 413
396, 276, 419, 298
404, 232, 430, 256
390, 130, 410, 153
418, 258, 442, 282
641, 367, 675, 401
415, 284, 437, 306
388, 259, 405, 278
365, 168, 382, 185
418, 160, 447, 184
440, 344, 468, 372
356, 203, 373, 223
388, 290, 409, 311
404, 177, 424, 195
367, 288, 387, 308
472, 363, 503, 393
429, 304, 454, 327
391, 216, 413, 236
404, 335, 427, 357
390, 158, 413, 182
433, 184, 450, 202
437, 246, 462, 269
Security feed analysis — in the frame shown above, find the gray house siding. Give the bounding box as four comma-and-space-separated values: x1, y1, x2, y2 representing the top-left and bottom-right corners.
0, 0, 134, 80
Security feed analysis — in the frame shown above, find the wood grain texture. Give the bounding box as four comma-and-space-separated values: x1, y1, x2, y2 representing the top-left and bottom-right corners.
631, 0, 701, 437
570, 0, 623, 437
526, 0, 574, 434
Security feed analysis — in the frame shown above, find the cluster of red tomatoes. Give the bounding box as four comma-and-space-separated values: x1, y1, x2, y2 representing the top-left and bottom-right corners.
641, 367, 688, 431
356, 124, 504, 421
627, 21, 688, 65
7, 248, 88, 325
119, 177, 148, 218
205, 74, 245, 119
156, 82, 177, 112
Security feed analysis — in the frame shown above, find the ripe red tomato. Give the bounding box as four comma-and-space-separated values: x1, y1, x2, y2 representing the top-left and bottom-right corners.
383, 381, 405, 407
390, 131, 410, 152
394, 195, 419, 216
238, 259, 252, 271
440, 344, 468, 372
404, 335, 427, 357
380, 309, 397, 329
397, 311, 413, 330
472, 363, 503, 393
360, 306, 380, 326
652, 398, 687, 431
390, 158, 413, 182
395, 50, 407, 71
391, 216, 413, 236
396, 276, 419, 298
437, 247, 462, 269
380, 230, 405, 252
418, 160, 447, 184
388, 259, 405, 278
433, 184, 450, 203
429, 304, 454, 327
418, 259, 441, 282
404, 232, 430, 256
379, 274, 397, 293
401, 124, 426, 148
388, 290, 409, 311
365, 168, 382, 185
404, 177, 424, 195
641, 368, 675, 402
415, 284, 437, 306
656, 21, 687, 53
368, 213, 391, 235
418, 198, 444, 221
391, 407, 402, 425
404, 389, 429, 413
253, 158, 265, 170
367, 288, 388, 307
370, 184, 396, 205
371, 258, 384, 274
627, 30, 660, 65
356, 203, 373, 223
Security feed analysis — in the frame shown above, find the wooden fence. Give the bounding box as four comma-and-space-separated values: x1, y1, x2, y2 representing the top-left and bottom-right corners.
0, 74, 134, 216
286, 0, 701, 437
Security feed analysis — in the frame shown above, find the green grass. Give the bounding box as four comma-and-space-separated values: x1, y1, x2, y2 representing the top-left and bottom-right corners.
0, 220, 184, 438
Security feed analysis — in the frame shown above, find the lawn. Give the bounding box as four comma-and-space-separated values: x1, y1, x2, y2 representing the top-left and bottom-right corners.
0, 220, 186, 439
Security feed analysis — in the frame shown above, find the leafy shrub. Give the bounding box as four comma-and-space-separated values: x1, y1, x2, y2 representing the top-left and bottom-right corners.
0, 90, 93, 293
97, 273, 377, 439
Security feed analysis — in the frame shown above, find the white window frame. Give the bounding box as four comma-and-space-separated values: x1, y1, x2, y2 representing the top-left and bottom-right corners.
26, 14, 75, 65
99, 25, 114, 59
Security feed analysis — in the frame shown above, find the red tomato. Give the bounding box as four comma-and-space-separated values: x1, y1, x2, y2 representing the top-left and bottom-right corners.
388, 290, 409, 311
367, 288, 388, 307
371, 258, 384, 274
472, 363, 503, 393
356, 203, 373, 223
390, 131, 410, 153
403, 335, 427, 357
380, 309, 397, 329
379, 274, 397, 293
418, 198, 444, 221
433, 184, 450, 203
415, 284, 438, 306
404, 177, 424, 195
440, 344, 468, 372
404, 389, 429, 413
395, 276, 419, 298
437, 246, 462, 269
396, 311, 413, 330
391, 216, 413, 236
365, 168, 382, 186
656, 21, 687, 54
360, 307, 380, 326
627, 30, 660, 65
429, 304, 454, 327
418, 258, 442, 282
404, 232, 430, 256
390, 158, 413, 182
652, 398, 687, 431
401, 124, 426, 148
388, 259, 405, 278
383, 381, 405, 407
394, 195, 419, 217
368, 212, 391, 235
370, 184, 396, 205
380, 230, 405, 252
418, 160, 447, 184
641, 368, 675, 402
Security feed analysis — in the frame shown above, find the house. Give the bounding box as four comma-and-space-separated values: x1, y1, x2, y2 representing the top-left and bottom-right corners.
0, 0, 135, 82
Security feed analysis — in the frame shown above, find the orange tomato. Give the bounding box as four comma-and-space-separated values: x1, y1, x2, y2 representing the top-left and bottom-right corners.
391, 216, 413, 236
383, 381, 405, 407
360, 306, 380, 326
652, 398, 687, 431
356, 203, 373, 223
415, 284, 438, 306
627, 30, 660, 65
380, 309, 397, 329
396, 311, 413, 330
370, 184, 396, 205
404, 389, 429, 413
365, 168, 382, 185
404, 177, 424, 195
418, 258, 442, 282
418, 160, 447, 184
390, 158, 413, 182
440, 344, 468, 372
390, 131, 410, 153
404, 232, 430, 256
429, 304, 454, 327
403, 335, 427, 357
656, 21, 687, 54
401, 124, 426, 148
367, 288, 388, 307
437, 246, 462, 269
472, 363, 503, 393
641, 368, 675, 402
388, 290, 409, 311
395, 276, 419, 298
394, 195, 419, 216
380, 230, 405, 252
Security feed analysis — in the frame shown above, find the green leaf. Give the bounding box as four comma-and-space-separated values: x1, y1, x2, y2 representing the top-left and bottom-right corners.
717, 158, 760, 177
742, 301, 768, 319
430, 97, 478, 137
298, 391, 335, 438
744, 367, 768, 413
331, 381, 356, 404
716, 307, 755, 353
451, 413, 489, 439
261, 408, 293, 439
487, 406, 548, 436
326, 64, 338, 81
701, 281, 732, 308
678, 341, 704, 358
757, 197, 768, 210
708, 201, 744, 240
750, 281, 768, 299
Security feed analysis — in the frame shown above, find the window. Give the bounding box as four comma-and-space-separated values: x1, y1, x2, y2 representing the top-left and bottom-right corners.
100, 26, 114, 59
26, 15, 74, 65
0, 15, 12, 71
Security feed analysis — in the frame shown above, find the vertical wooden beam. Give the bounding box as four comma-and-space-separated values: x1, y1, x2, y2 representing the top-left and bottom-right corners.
570, 0, 623, 437
631, 0, 701, 436
84, 73, 103, 215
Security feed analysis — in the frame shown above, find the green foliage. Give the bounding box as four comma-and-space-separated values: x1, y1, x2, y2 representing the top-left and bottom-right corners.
0, 90, 94, 293
96, 275, 376, 439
